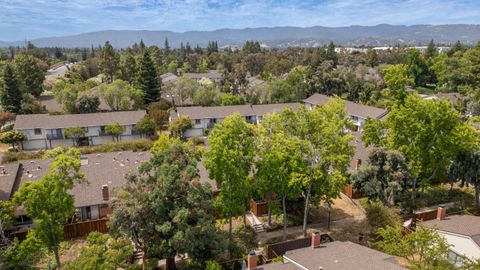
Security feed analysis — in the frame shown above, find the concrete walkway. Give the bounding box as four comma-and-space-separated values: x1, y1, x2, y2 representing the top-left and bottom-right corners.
256, 214, 366, 245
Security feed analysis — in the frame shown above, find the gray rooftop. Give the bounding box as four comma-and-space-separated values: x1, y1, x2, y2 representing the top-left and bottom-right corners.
303, 93, 388, 119
14, 110, 146, 130
183, 70, 221, 80
283, 241, 406, 270
423, 215, 480, 246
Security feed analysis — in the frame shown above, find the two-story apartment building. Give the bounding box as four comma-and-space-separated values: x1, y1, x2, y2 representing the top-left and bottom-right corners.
183, 70, 222, 83
14, 111, 146, 150
169, 103, 301, 138
303, 93, 388, 131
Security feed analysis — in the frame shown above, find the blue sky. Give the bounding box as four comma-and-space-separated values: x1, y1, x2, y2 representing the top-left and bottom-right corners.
1, 0, 479, 41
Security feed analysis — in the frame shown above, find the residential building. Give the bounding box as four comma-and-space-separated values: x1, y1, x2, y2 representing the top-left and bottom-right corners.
249, 232, 406, 270
160, 72, 179, 84
14, 110, 146, 150
183, 70, 222, 82
423, 211, 480, 265
169, 103, 301, 138
303, 93, 388, 131
0, 151, 218, 233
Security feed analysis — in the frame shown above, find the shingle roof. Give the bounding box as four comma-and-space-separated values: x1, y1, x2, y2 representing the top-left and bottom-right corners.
0, 163, 21, 201
284, 241, 406, 270
349, 132, 371, 173
252, 103, 302, 117
423, 215, 480, 246
14, 110, 146, 130
257, 262, 298, 270
183, 70, 221, 80
175, 105, 255, 120
12, 151, 152, 208
303, 93, 388, 119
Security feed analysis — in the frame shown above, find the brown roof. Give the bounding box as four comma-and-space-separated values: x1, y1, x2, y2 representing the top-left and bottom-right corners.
303, 94, 388, 119
434, 92, 461, 104
284, 241, 406, 270
423, 215, 480, 246
12, 151, 152, 208
197, 162, 218, 192
349, 132, 371, 173
14, 110, 146, 130
175, 105, 255, 120
37, 95, 111, 113
257, 262, 298, 270
252, 103, 302, 117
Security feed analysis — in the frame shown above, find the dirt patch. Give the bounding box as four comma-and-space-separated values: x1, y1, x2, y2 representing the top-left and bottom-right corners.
310, 193, 365, 223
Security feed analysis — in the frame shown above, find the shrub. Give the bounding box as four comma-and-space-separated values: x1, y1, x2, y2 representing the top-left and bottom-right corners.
365, 200, 401, 230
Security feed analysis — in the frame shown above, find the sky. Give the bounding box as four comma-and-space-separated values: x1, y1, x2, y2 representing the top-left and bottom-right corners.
1, 0, 480, 41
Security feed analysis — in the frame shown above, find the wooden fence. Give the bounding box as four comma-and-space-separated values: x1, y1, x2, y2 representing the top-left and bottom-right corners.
267, 234, 333, 260
11, 219, 109, 242
250, 200, 269, 216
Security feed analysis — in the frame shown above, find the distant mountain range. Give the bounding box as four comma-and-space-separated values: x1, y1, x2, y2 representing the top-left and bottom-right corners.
2, 24, 480, 48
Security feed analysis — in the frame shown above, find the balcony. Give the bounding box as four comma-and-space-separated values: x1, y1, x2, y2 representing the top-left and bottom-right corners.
98, 130, 108, 136
131, 129, 144, 135
46, 133, 63, 140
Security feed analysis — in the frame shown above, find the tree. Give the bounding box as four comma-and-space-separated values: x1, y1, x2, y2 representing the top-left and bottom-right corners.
133, 115, 156, 136
75, 93, 100, 113
352, 148, 409, 206
169, 77, 199, 106
255, 127, 307, 240
98, 41, 119, 83
63, 126, 85, 146
13, 149, 85, 269
366, 48, 379, 67
136, 50, 160, 104
12, 52, 45, 97
377, 225, 454, 270
448, 151, 480, 209
0, 200, 14, 250
406, 49, 430, 87
363, 95, 478, 211
169, 115, 193, 138
205, 113, 256, 242
425, 40, 438, 59
0, 130, 25, 150
110, 138, 226, 270
382, 64, 414, 105
105, 122, 125, 142
0, 64, 22, 113
119, 47, 136, 85
99, 80, 143, 111
217, 93, 246, 106
63, 232, 134, 270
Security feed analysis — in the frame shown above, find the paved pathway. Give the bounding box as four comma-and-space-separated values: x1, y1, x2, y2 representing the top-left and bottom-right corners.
256, 214, 366, 245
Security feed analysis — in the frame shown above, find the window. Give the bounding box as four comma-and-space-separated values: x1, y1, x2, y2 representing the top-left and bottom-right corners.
210, 118, 217, 124
195, 119, 201, 125
34, 128, 42, 135
86, 206, 91, 220
83, 127, 89, 133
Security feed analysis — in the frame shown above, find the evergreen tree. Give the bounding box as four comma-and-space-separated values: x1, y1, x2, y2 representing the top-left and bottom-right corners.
119, 47, 136, 85
136, 50, 160, 104
0, 64, 22, 113
98, 41, 119, 83
164, 38, 171, 55
325, 42, 338, 66
425, 40, 438, 59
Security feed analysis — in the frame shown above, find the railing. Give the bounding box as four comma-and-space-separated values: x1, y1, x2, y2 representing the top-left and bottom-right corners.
131, 129, 144, 135
98, 130, 108, 136
46, 133, 63, 140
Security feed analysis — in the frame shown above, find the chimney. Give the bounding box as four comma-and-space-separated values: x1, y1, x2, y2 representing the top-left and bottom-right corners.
355, 159, 362, 170
311, 231, 321, 249
437, 206, 446, 220
247, 250, 257, 270
102, 185, 109, 201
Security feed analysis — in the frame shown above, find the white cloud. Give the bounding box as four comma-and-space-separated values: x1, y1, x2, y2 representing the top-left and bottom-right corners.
0, 0, 479, 40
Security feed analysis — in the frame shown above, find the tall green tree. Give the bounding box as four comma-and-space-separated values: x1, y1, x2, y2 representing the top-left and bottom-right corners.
99, 79, 144, 111
363, 95, 478, 211
382, 64, 414, 105
406, 49, 430, 87
12, 52, 45, 97
98, 41, 119, 83
448, 151, 480, 209
256, 125, 308, 240
0, 64, 22, 113
205, 113, 256, 242
119, 47, 136, 85
136, 50, 160, 104
425, 40, 438, 59
13, 149, 85, 269
352, 148, 409, 206
110, 136, 226, 270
